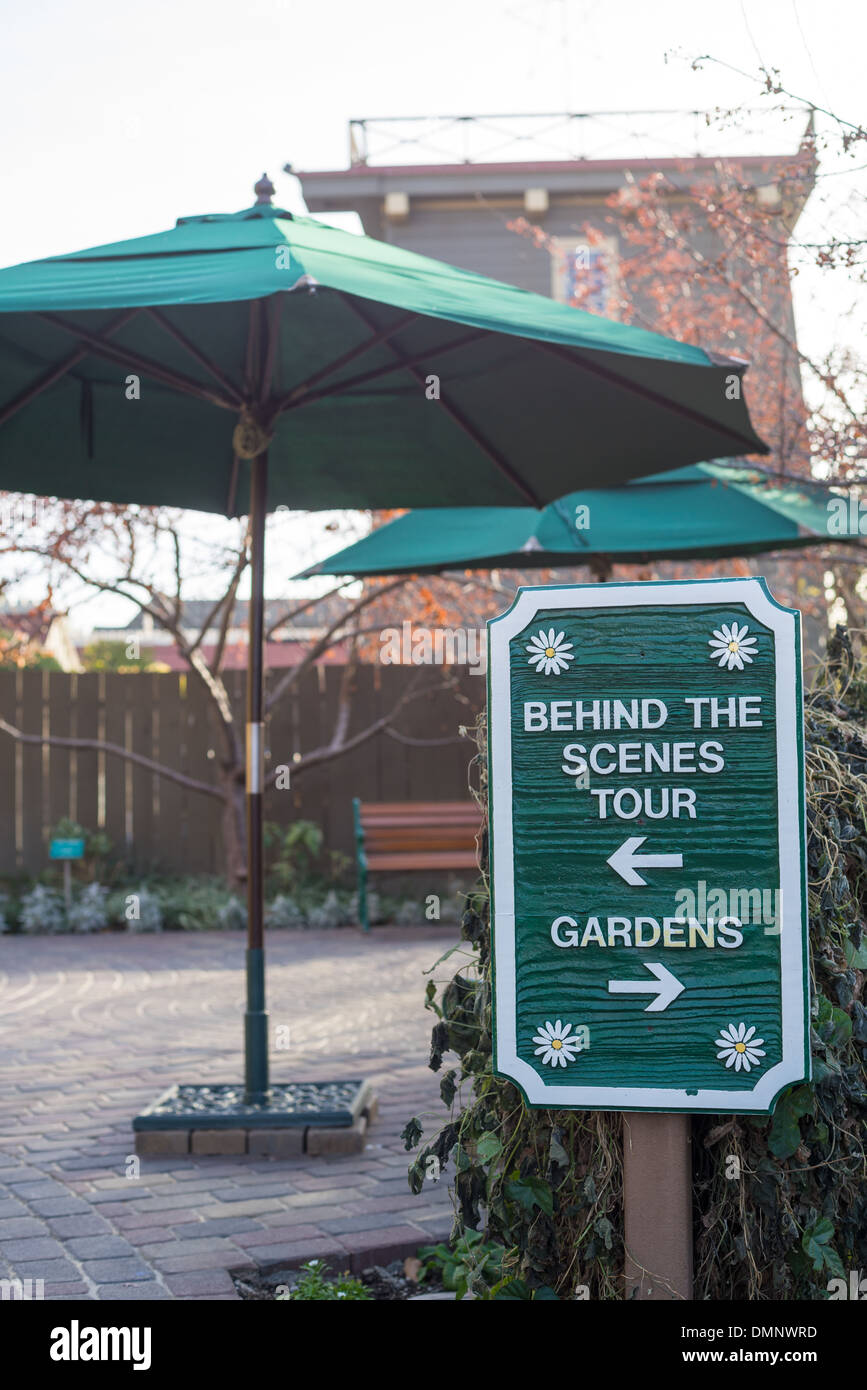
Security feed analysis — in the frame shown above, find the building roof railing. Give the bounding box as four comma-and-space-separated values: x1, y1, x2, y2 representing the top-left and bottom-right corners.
346, 108, 813, 168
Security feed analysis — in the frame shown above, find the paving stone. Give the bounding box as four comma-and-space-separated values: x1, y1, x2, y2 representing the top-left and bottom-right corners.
243, 1240, 347, 1269
80, 1259, 155, 1284
163, 1268, 236, 1296
202, 1184, 291, 1202
135, 1131, 190, 1157
350, 1193, 447, 1218
268, 1188, 355, 1209
11, 1258, 82, 1283
137, 1238, 231, 1258
247, 1130, 305, 1158
228, 1223, 322, 1248
66, 1236, 138, 1260
320, 1212, 423, 1236
289, 1172, 376, 1193
306, 1116, 367, 1157
196, 1199, 284, 1220
155, 1251, 257, 1274
95, 1283, 173, 1300
114, 1208, 199, 1230
0, 1218, 48, 1239
6, 1180, 68, 1199
250, 1206, 348, 1232
113, 1226, 176, 1245
173, 1217, 260, 1239
190, 1131, 247, 1156
47, 1214, 114, 1238
27, 1197, 91, 1217
339, 1224, 430, 1271
1, 1237, 67, 1261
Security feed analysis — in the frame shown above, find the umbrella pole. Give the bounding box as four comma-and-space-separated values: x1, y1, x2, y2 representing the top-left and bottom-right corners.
244, 450, 270, 1103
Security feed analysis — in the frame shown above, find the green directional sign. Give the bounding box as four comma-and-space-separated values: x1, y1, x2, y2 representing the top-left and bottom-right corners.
488, 578, 810, 1114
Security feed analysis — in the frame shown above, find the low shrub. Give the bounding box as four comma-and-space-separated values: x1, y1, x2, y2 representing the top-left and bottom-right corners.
306, 889, 348, 931
19, 884, 66, 934
67, 882, 110, 933
274, 1259, 371, 1302
153, 877, 237, 931
217, 896, 247, 931
265, 895, 308, 930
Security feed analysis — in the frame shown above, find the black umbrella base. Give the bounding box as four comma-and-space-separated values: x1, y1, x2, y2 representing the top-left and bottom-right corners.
132, 1081, 377, 1157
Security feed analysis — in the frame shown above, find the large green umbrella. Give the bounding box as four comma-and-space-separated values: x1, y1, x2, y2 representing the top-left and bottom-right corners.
300, 463, 839, 578
0, 177, 767, 1107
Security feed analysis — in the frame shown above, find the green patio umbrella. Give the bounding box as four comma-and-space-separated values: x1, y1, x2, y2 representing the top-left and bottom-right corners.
0, 176, 768, 1109
300, 463, 841, 578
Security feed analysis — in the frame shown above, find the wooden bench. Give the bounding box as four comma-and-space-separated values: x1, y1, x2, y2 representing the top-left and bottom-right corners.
352, 799, 481, 931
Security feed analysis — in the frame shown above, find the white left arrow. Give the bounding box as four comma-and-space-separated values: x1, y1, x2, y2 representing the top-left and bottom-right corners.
606, 835, 683, 886
608, 961, 685, 1013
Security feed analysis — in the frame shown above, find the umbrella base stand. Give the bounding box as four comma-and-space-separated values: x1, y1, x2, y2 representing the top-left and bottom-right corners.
132, 1080, 377, 1157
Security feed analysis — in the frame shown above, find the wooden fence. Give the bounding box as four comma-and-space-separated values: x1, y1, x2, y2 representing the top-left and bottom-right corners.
0, 666, 484, 876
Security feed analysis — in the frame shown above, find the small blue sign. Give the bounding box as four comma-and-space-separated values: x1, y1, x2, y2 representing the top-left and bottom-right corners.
50, 838, 86, 861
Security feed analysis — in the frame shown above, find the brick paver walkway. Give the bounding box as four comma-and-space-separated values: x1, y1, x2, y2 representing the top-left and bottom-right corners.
0, 927, 458, 1300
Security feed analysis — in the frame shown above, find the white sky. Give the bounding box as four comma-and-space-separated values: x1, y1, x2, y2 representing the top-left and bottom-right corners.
1, 0, 863, 631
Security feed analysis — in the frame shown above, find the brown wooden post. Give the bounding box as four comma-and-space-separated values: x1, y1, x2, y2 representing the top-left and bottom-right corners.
243, 449, 270, 1104
623, 1113, 693, 1300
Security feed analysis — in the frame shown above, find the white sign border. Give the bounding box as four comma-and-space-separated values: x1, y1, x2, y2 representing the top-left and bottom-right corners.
488, 577, 810, 1113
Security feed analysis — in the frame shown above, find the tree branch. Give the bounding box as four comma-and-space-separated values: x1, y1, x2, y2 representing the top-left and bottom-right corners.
264, 575, 410, 711
291, 674, 465, 774
0, 718, 224, 799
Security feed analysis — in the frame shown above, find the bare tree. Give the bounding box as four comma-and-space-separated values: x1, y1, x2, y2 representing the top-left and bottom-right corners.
0, 503, 468, 886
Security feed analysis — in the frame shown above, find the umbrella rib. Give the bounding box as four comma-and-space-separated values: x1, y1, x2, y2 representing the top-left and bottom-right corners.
38, 313, 238, 410
243, 299, 260, 397
0, 308, 140, 427
143, 308, 244, 406
534, 339, 769, 455
274, 310, 419, 410
259, 296, 284, 408
281, 327, 489, 413
341, 296, 543, 506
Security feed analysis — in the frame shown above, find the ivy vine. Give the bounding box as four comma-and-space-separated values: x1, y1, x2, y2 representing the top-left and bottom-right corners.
404, 628, 867, 1300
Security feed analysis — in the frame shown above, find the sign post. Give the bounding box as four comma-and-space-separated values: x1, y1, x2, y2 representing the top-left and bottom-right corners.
50, 837, 86, 911
488, 579, 809, 1298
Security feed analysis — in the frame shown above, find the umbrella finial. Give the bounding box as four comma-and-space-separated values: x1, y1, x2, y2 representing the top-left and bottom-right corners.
254, 173, 275, 205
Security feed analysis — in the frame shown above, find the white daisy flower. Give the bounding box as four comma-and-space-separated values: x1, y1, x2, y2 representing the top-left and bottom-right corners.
526, 628, 575, 675
531, 1019, 581, 1068
708, 622, 758, 672
714, 1021, 766, 1073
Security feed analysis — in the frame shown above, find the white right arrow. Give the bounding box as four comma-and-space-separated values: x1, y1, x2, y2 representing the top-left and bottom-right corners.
606, 835, 683, 886
608, 961, 685, 1013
